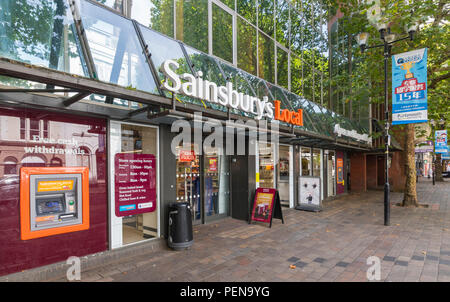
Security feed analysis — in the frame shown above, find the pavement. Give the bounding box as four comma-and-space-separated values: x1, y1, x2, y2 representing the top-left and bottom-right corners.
50, 177, 450, 282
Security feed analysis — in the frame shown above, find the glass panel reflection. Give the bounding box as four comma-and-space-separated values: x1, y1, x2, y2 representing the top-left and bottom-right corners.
175, 0, 208, 53
139, 24, 189, 97
258, 32, 275, 83
0, 0, 87, 77
130, 0, 174, 38
237, 17, 257, 75
212, 3, 233, 63
79, 0, 158, 96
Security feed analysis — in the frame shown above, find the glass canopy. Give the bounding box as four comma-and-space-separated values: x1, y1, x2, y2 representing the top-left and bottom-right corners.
0, 0, 370, 143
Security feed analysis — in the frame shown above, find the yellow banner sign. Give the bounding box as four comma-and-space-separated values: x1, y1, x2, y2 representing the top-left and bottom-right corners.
37, 180, 74, 192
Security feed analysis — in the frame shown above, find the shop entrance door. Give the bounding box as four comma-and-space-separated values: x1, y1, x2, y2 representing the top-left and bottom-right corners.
278, 145, 290, 207
204, 146, 230, 222
176, 145, 230, 224
327, 151, 336, 197
176, 144, 202, 225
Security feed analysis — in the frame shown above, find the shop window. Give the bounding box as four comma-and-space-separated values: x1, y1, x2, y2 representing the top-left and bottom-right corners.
312, 149, 321, 177
259, 143, 274, 188
301, 147, 311, 176
212, 3, 233, 63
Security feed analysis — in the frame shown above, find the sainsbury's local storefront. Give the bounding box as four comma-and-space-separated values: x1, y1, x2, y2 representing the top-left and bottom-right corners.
0, 0, 371, 277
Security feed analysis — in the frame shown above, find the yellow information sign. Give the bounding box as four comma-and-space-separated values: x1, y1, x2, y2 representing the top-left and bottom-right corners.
37, 180, 74, 192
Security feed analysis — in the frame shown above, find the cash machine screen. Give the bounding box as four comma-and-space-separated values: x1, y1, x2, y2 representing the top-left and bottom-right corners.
36, 197, 65, 215
29, 175, 83, 231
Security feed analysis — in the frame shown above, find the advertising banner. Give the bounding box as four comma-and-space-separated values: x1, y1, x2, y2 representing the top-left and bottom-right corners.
435, 130, 448, 154
442, 147, 450, 160
114, 153, 156, 217
392, 48, 428, 124
249, 188, 284, 227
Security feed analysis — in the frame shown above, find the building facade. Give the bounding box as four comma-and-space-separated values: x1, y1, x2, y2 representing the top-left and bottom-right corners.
0, 0, 375, 276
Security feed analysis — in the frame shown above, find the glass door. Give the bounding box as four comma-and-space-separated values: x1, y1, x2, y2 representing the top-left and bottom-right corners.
259, 143, 275, 188
204, 146, 230, 222
278, 145, 290, 207
327, 151, 336, 197
176, 144, 201, 225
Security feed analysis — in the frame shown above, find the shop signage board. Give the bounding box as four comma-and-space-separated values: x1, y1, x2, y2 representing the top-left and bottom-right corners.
337, 158, 344, 185
415, 140, 433, 153
160, 59, 303, 127
296, 176, 322, 212
392, 48, 428, 125
249, 187, 284, 228
114, 153, 157, 217
179, 150, 196, 162
435, 130, 448, 154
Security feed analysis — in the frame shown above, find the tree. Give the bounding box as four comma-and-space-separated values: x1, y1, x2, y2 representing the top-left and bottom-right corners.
328, 0, 450, 206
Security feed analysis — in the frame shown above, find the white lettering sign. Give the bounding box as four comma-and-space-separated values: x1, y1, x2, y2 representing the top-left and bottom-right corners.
334, 124, 371, 144
160, 59, 274, 120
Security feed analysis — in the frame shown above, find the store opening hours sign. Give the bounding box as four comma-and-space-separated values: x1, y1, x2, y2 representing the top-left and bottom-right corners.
115, 153, 156, 217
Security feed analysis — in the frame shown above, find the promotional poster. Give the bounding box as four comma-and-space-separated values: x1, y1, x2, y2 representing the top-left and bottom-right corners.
250, 188, 276, 223
435, 130, 448, 154
299, 177, 321, 207
392, 48, 428, 125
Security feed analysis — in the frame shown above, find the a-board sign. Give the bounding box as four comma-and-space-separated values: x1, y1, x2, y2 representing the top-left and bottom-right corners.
249, 187, 284, 228
114, 153, 156, 217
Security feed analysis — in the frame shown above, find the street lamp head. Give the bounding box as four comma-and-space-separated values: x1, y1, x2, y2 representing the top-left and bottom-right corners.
355, 32, 369, 53
376, 22, 388, 40
384, 33, 396, 44
405, 22, 419, 41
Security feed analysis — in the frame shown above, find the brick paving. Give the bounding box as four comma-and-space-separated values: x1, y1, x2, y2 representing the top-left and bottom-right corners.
50, 177, 450, 282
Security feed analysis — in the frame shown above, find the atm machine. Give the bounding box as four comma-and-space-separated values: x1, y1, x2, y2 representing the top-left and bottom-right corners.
20, 167, 89, 240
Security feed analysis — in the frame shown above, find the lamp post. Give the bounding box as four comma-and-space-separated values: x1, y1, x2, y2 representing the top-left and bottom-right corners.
356, 21, 418, 226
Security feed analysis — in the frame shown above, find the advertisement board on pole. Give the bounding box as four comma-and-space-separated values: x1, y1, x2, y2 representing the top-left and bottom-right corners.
435, 130, 448, 154
392, 48, 428, 125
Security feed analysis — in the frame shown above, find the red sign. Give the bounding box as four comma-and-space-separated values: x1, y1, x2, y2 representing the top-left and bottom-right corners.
179, 150, 196, 162
209, 158, 217, 171
114, 153, 156, 217
394, 78, 426, 94
250, 188, 276, 223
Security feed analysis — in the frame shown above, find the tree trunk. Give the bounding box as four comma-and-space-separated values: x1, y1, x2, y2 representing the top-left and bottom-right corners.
435, 153, 444, 181
402, 124, 419, 207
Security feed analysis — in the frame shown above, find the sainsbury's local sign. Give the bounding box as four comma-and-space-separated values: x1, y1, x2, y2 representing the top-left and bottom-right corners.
160, 59, 303, 126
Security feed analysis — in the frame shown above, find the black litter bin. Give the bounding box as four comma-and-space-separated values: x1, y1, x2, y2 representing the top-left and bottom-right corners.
167, 202, 193, 250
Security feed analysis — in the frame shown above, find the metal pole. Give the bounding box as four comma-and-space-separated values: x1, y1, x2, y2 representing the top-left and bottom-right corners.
384, 41, 390, 226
